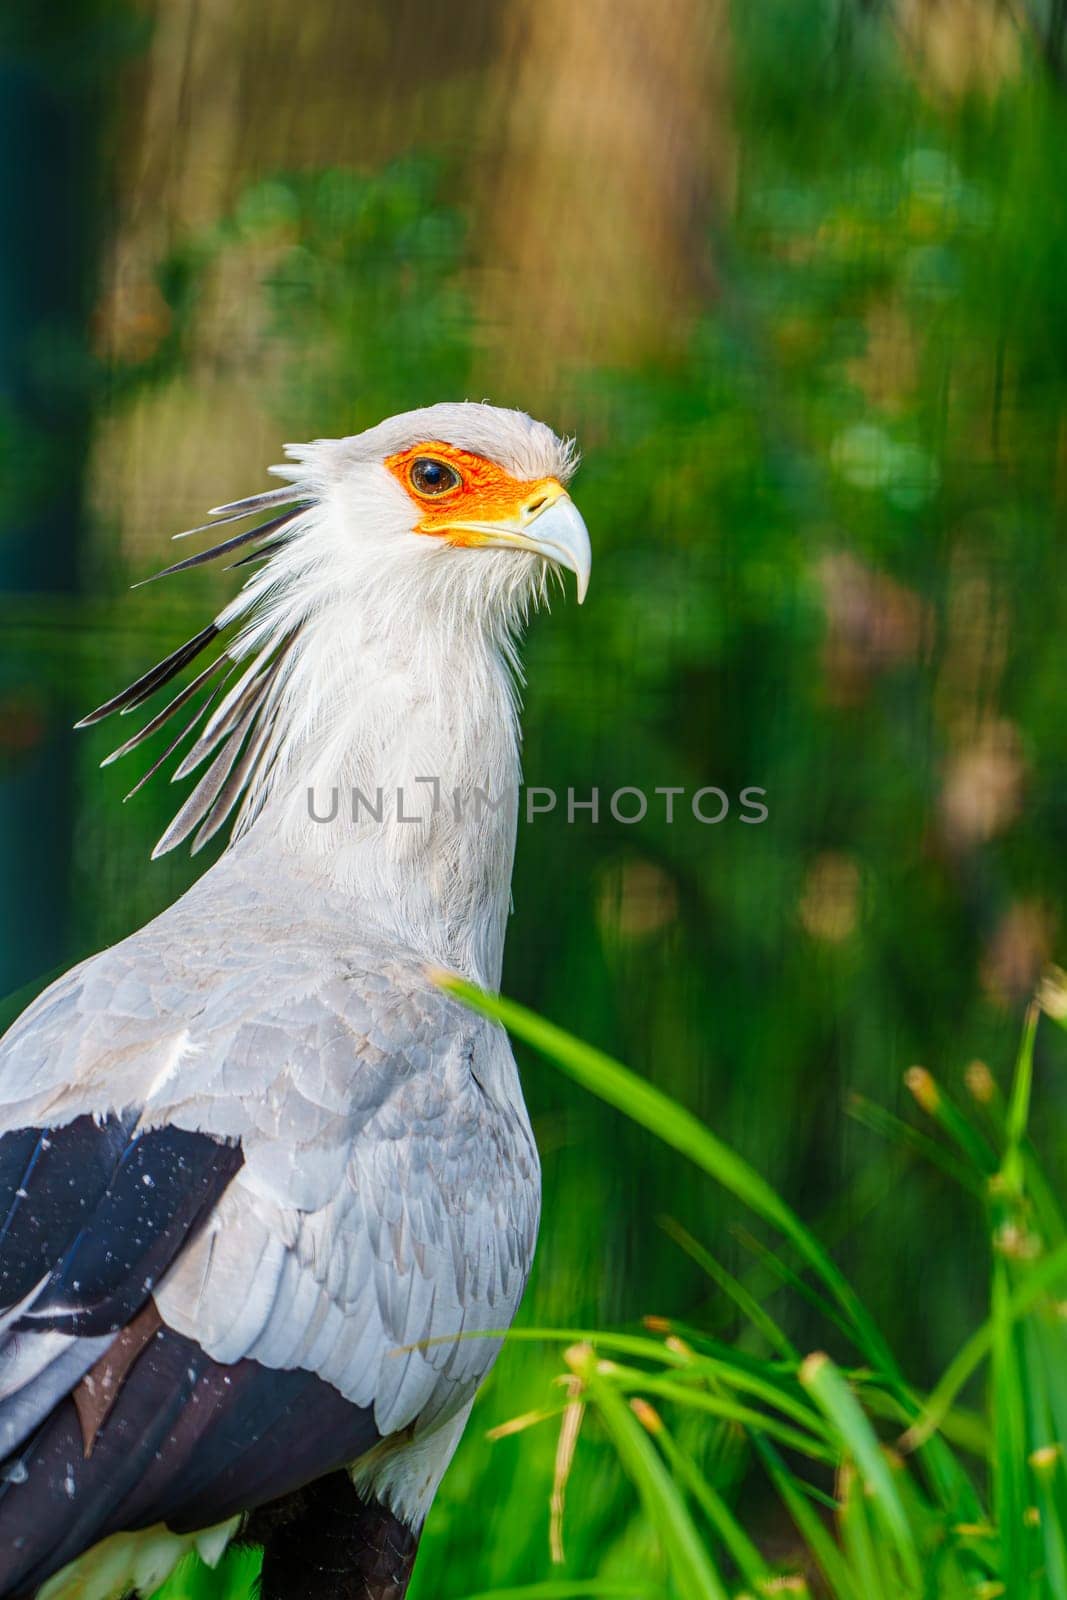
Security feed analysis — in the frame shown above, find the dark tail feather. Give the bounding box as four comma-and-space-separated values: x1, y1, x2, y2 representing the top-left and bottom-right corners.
0, 1328, 203, 1596
113, 1348, 377, 1537
253, 1472, 420, 1600
0, 1325, 379, 1598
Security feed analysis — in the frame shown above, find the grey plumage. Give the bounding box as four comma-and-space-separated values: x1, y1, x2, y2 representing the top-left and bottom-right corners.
0, 842, 538, 1439
0, 401, 589, 1599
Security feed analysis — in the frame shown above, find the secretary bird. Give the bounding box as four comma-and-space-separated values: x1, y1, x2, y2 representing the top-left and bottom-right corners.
0, 404, 590, 1600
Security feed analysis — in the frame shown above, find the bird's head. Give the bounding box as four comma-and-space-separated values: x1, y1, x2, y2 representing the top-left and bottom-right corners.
302, 402, 590, 612
78, 402, 590, 858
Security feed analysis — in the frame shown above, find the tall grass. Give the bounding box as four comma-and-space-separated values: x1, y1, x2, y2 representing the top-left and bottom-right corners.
153, 972, 1067, 1600
435, 971, 1067, 1600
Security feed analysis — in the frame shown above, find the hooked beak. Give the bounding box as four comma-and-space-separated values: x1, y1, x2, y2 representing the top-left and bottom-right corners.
518, 492, 592, 604
430, 481, 592, 604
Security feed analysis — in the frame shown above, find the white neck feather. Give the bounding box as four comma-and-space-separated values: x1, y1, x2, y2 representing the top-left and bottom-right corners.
231, 547, 529, 991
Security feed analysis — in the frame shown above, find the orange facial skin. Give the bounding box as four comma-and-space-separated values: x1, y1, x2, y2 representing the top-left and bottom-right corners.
384, 441, 563, 547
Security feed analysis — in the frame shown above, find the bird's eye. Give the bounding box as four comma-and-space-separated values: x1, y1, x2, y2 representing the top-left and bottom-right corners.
410, 457, 460, 496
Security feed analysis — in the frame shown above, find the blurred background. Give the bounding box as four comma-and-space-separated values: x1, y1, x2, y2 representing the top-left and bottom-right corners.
2, 0, 1067, 1590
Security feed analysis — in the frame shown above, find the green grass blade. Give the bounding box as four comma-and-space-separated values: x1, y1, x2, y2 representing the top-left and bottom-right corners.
1029, 1313, 1067, 1474
440, 978, 898, 1379
657, 1214, 800, 1360
461, 1587, 654, 1600
904, 1238, 1067, 1449
567, 1347, 729, 1600
731, 1226, 857, 1349
151, 1547, 261, 1600
754, 1439, 862, 1600
990, 1259, 1029, 1594
1006, 1005, 1038, 1152
857, 1380, 989, 1460
591, 1340, 828, 1440
846, 1093, 980, 1194
499, 1327, 736, 1367
648, 1419, 772, 1592
1021, 1148, 1067, 1247
609, 1370, 835, 1463
1030, 1446, 1067, 1600
799, 1352, 922, 1589
903, 1068, 999, 1178
837, 1461, 890, 1600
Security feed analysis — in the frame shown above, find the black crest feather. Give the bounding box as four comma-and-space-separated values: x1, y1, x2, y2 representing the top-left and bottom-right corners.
79, 490, 311, 856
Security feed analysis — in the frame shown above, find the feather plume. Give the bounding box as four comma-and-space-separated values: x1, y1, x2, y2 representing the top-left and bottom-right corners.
100, 657, 231, 767
171, 646, 280, 782
133, 510, 302, 587
78, 489, 310, 854
189, 646, 295, 854
123, 680, 228, 803
227, 539, 287, 571
75, 624, 223, 729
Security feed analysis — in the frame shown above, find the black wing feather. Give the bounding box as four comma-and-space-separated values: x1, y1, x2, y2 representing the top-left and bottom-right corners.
0, 1114, 382, 1598
0, 1114, 138, 1314
20, 1123, 243, 1336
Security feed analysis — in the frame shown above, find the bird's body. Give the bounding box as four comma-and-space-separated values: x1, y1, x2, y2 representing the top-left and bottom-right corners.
0, 404, 589, 1599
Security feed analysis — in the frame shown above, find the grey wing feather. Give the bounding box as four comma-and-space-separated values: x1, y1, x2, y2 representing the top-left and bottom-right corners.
0, 845, 540, 1439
